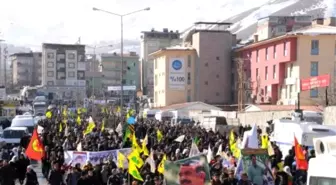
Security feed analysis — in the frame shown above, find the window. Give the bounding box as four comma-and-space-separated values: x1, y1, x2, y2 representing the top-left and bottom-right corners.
47, 81, 54, 86
216, 74, 219, 78
256, 50, 259, 62
188, 55, 191, 67
154, 60, 157, 69
155, 75, 158, 86
47, 62, 54, 68
265, 86, 268, 96
68, 71, 75, 77
187, 90, 191, 102
154, 91, 158, 103
310, 88, 318, 98
68, 53, 75, 60
216, 56, 220, 60
311, 40, 319, 55
47, 71, 54, 77
283, 42, 287, 56
265, 66, 268, 80
47, 53, 54, 59
311, 62, 318, 76
273, 45, 277, 58
265, 47, 269, 60
122, 79, 126, 84
273, 65, 276, 79
289, 85, 293, 97
68, 62, 75, 68
205, 81, 208, 85
256, 68, 259, 79
205, 63, 208, 67
216, 92, 220, 96
187, 73, 191, 85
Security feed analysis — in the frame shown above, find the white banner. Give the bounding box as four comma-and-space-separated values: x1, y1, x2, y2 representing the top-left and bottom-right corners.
64, 148, 131, 167
169, 58, 185, 90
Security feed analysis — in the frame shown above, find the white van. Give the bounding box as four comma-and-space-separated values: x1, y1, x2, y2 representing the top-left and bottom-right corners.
0, 127, 29, 145
307, 136, 336, 184
11, 116, 36, 133
271, 119, 336, 157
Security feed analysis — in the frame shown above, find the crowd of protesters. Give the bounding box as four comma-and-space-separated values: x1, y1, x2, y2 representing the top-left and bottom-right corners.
0, 106, 315, 185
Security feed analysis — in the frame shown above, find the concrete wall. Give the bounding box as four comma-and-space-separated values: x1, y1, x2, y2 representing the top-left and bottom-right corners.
228, 110, 293, 129
323, 106, 336, 125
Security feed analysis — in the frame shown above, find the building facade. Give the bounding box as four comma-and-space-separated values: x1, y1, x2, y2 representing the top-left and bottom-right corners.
101, 52, 140, 103
41, 43, 86, 99
140, 28, 181, 97
151, 47, 196, 107
151, 23, 236, 107
256, 16, 312, 41
11, 52, 42, 86
236, 20, 336, 106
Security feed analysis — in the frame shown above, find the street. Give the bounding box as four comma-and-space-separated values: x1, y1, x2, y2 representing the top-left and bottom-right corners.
32, 163, 48, 185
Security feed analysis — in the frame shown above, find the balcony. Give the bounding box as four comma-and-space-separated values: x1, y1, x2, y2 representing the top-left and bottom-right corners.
57, 58, 66, 63
284, 77, 297, 85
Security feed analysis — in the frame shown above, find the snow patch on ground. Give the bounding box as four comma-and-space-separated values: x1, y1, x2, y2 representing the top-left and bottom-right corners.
291, 2, 327, 16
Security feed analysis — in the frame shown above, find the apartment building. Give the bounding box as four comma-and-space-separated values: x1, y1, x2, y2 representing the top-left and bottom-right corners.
235, 17, 336, 106
256, 16, 312, 41
11, 52, 42, 86
140, 28, 181, 97
152, 22, 236, 107
42, 43, 86, 100
101, 52, 139, 103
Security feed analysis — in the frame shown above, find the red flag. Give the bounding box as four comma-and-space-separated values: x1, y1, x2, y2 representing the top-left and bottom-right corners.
294, 136, 308, 170
25, 128, 44, 160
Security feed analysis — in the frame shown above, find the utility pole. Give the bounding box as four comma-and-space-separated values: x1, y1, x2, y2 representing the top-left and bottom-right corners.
236, 58, 245, 112
3, 46, 7, 89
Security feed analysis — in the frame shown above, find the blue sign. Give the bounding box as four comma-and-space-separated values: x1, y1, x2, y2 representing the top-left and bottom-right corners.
172, 60, 182, 70
127, 117, 136, 124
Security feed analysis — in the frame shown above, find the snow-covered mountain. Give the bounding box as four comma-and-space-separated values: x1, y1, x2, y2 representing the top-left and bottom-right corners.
222, 0, 331, 40
99, 0, 332, 52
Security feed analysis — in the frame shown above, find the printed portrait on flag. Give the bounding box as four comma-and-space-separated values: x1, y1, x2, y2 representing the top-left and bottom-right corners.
164, 154, 211, 185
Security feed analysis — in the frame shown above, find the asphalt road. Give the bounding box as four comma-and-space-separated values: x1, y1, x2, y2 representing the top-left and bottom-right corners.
32, 163, 48, 185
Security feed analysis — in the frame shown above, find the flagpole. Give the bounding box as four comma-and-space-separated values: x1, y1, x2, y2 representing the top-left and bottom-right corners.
128, 172, 130, 185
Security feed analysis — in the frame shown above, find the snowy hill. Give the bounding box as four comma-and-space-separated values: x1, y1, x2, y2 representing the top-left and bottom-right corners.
96, 0, 332, 52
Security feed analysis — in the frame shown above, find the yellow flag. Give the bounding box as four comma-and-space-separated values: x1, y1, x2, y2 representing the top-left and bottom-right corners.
132, 134, 141, 153
59, 123, 63, 133
261, 135, 269, 149
157, 130, 163, 142
229, 130, 240, 158
127, 150, 144, 168
76, 116, 81, 125
142, 135, 149, 156
83, 117, 96, 135
128, 162, 143, 181
117, 151, 126, 169
45, 111, 52, 119
101, 118, 106, 132
157, 154, 167, 174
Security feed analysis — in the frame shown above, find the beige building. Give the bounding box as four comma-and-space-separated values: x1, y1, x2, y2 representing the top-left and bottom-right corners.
140, 28, 181, 97
10, 52, 42, 86
41, 43, 86, 99
151, 47, 196, 107
151, 22, 236, 107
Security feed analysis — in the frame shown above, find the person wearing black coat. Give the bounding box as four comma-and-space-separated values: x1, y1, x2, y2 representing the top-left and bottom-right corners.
25, 165, 39, 185
0, 160, 16, 185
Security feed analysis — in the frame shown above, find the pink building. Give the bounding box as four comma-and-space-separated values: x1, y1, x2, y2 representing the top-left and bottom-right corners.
236, 37, 297, 104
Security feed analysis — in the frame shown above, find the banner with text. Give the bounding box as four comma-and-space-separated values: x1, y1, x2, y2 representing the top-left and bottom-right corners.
169, 58, 185, 90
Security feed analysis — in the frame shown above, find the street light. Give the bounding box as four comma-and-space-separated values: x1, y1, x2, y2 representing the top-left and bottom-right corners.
86, 45, 113, 98
93, 7, 150, 116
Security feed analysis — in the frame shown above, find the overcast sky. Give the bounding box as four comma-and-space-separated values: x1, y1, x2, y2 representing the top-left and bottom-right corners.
0, 0, 269, 47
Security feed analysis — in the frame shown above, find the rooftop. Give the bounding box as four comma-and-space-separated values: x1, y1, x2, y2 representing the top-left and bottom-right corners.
245, 105, 322, 112
149, 45, 195, 56
42, 43, 86, 47
159, 101, 222, 111
236, 25, 336, 51
10, 52, 33, 57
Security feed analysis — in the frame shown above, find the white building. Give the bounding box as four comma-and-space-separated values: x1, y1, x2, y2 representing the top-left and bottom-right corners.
140, 28, 181, 97
41, 43, 86, 100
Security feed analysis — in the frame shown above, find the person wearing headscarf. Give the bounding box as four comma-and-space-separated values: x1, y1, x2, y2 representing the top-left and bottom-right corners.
24, 165, 38, 185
